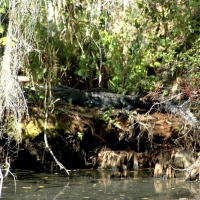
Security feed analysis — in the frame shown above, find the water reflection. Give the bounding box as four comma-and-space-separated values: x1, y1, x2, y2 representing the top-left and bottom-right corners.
2, 169, 200, 199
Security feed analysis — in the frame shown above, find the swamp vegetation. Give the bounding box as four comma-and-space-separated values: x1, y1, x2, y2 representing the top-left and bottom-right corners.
0, 0, 200, 194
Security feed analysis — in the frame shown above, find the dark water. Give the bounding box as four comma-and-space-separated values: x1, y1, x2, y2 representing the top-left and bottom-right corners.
1, 169, 200, 200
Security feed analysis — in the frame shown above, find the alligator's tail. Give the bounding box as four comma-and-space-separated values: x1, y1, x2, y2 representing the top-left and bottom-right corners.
162, 103, 199, 128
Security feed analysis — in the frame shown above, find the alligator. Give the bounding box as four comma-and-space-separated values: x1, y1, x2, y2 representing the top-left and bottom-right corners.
86, 91, 199, 127
85, 91, 153, 111
51, 85, 199, 128
51, 85, 153, 111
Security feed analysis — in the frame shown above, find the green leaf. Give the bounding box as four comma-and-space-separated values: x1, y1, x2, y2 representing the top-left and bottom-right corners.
0, 37, 7, 45
154, 62, 161, 67
0, 8, 6, 14
0, 25, 4, 33
77, 132, 83, 140
39, 95, 44, 99
163, 90, 169, 96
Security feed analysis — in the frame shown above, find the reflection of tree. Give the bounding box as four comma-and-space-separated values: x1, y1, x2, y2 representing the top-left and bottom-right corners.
39, 170, 200, 199
53, 183, 69, 200
154, 178, 200, 199
183, 181, 200, 199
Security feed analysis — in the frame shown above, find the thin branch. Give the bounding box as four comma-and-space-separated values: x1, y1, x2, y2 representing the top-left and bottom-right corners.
43, 103, 70, 175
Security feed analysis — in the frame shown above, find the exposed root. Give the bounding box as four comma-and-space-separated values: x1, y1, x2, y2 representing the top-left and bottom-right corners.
183, 156, 200, 181
0, 157, 17, 197
80, 118, 106, 143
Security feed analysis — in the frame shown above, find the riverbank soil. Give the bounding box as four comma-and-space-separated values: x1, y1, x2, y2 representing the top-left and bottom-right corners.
10, 102, 200, 179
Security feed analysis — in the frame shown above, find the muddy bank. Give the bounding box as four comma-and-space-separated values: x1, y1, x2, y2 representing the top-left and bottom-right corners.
10, 102, 200, 179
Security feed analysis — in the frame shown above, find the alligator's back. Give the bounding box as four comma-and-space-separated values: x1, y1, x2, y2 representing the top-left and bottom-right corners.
87, 91, 152, 110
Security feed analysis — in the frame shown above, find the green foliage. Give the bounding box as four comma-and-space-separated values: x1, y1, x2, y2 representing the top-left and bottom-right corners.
103, 110, 112, 124
16, 0, 200, 95
0, 25, 4, 34
0, 1, 9, 50
77, 132, 83, 140
0, 36, 6, 45
68, 98, 72, 104
139, 0, 200, 85
25, 88, 45, 108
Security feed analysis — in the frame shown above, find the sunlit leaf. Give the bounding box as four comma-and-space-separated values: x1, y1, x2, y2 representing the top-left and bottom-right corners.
0, 7, 6, 14
38, 186, 45, 189
0, 37, 7, 45
0, 25, 4, 33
